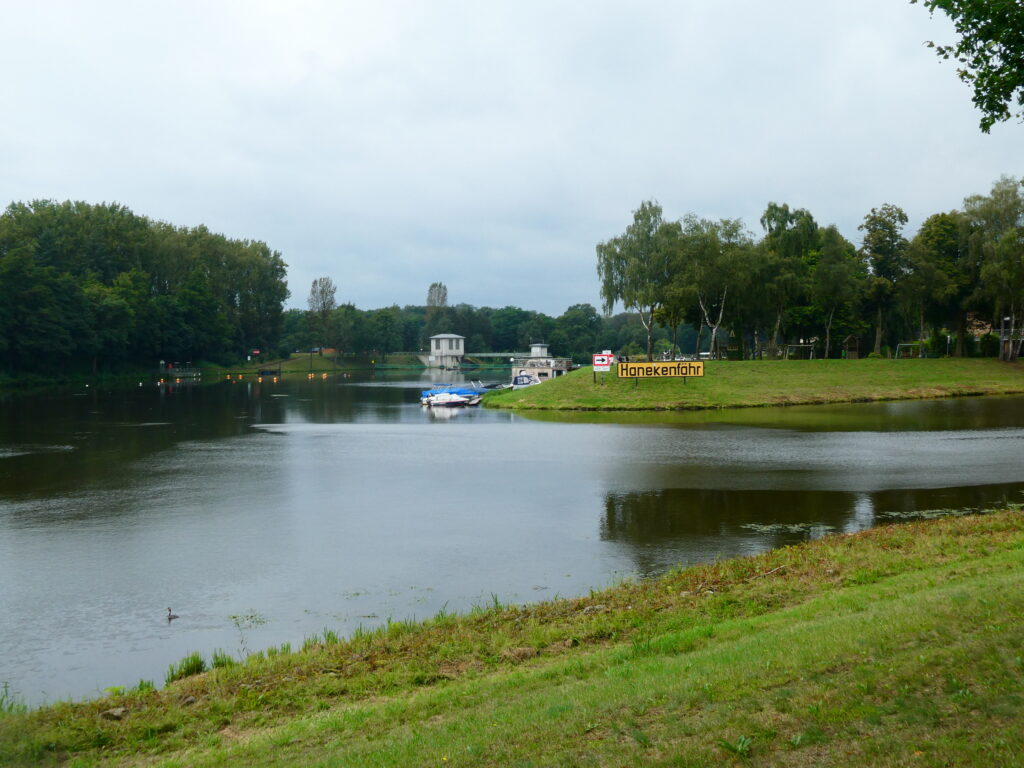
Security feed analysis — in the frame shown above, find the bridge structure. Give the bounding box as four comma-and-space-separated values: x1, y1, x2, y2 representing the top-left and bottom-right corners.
464, 351, 525, 359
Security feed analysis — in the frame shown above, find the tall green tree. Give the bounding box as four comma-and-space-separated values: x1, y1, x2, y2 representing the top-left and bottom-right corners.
82, 279, 133, 372
962, 176, 1024, 349
0, 246, 79, 371
811, 226, 863, 358
368, 305, 404, 356
307, 276, 337, 350
423, 281, 450, 341
596, 201, 677, 361
554, 303, 603, 361
759, 203, 817, 357
981, 228, 1024, 360
679, 215, 754, 359
859, 204, 910, 354
488, 306, 531, 352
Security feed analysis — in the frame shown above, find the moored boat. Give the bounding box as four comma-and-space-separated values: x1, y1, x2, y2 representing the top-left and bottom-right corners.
420, 386, 485, 407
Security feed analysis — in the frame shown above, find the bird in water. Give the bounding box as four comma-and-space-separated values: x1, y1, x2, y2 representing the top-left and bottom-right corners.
167, 607, 179, 621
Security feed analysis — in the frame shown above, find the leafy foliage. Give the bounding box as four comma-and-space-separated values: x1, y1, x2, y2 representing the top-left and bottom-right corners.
592, 177, 1022, 361
0, 200, 289, 374
913, 0, 1024, 132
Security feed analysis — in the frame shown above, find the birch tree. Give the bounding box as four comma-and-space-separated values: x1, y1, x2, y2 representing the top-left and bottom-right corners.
680, 215, 753, 359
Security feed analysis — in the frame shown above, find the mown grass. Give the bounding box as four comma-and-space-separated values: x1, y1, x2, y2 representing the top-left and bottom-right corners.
485, 358, 1024, 411
1, 508, 1022, 766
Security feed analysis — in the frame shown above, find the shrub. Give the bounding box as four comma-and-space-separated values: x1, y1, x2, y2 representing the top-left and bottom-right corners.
979, 332, 1000, 357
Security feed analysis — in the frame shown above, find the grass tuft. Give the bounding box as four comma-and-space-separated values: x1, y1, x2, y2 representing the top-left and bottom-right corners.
0, 682, 26, 715
165, 652, 207, 684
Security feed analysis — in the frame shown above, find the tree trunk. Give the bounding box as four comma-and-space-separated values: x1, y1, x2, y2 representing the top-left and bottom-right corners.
698, 288, 728, 360
695, 323, 704, 356
769, 309, 783, 358
954, 314, 966, 357
1010, 304, 1019, 363
637, 306, 655, 362
824, 306, 835, 359
873, 306, 884, 355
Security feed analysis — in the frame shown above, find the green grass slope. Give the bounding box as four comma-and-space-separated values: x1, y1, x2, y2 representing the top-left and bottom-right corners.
485, 358, 1024, 411
2, 509, 1022, 766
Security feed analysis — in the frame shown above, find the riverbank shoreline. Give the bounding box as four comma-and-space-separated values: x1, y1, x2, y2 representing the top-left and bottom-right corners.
3, 507, 1022, 766
484, 358, 1024, 411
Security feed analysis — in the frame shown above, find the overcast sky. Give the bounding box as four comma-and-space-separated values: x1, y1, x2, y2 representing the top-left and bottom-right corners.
1, 1, 1019, 315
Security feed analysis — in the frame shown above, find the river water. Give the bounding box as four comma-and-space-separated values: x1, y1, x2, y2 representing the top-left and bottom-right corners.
1, 373, 1022, 705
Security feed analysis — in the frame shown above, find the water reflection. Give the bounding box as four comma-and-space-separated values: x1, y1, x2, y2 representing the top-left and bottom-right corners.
601, 482, 1024, 576
523, 395, 1024, 432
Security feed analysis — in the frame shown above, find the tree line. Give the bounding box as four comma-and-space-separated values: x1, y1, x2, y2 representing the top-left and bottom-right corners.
285, 277, 649, 363
0, 200, 289, 375
597, 175, 1024, 362
4, 177, 1020, 377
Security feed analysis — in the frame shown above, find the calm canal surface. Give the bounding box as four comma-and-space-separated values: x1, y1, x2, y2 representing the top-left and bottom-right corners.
1, 373, 1023, 705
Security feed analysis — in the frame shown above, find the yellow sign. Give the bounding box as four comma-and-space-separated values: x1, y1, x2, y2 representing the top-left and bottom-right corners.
617, 361, 704, 378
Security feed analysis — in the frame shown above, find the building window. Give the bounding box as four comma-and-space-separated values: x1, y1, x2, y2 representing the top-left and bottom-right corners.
448, 338, 454, 350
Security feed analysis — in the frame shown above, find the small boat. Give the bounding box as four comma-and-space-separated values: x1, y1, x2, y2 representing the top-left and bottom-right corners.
420, 386, 485, 407
427, 391, 472, 407
510, 374, 540, 390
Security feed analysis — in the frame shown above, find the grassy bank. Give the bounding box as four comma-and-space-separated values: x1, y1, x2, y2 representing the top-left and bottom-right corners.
2, 508, 1023, 766
485, 358, 1024, 411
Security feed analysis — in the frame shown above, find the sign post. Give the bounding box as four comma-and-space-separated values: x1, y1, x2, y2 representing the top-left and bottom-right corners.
592, 352, 614, 385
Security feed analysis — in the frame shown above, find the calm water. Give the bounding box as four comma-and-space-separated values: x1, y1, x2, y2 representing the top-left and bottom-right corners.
1, 373, 1023, 705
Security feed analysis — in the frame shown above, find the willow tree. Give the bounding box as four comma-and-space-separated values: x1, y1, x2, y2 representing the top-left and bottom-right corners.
759, 203, 817, 357
596, 201, 677, 361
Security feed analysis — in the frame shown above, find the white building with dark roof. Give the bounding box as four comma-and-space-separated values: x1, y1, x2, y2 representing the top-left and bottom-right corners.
420, 333, 465, 369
